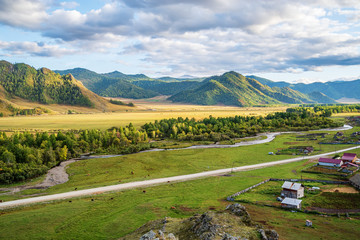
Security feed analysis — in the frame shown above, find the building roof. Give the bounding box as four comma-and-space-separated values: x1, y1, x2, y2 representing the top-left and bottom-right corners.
318, 158, 343, 165
282, 181, 303, 191
350, 174, 360, 186
342, 153, 357, 161
281, 197, 302, 206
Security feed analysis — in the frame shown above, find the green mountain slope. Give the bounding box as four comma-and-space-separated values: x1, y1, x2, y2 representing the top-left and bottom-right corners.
307, 91, 336, 103
55, 68, 158, 99
0, 61, 93, 107
170, 72, 316, 106
132, 79, 202, 95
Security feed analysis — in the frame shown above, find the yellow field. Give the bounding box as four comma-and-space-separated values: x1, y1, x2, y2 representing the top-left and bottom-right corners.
332, 112, 360, 117
0, 100, 287, 131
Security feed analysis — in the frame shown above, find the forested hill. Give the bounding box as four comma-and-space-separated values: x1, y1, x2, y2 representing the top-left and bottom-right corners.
55, 68, 206, 98
0, 61, 94, 107
55, 68, 159, 99
169, 72, 318, 106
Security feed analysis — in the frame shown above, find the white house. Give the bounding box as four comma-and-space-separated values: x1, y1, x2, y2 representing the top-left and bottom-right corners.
281, 181, 304, 199
281, 197, 302, 209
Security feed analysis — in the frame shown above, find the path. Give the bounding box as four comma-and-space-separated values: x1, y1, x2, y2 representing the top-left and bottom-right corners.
1, 144, 359, 209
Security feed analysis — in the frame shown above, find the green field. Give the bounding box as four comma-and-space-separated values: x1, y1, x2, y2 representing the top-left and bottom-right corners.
2, 130, 358, 202
1, 112, 360, 239
1, 160, 359, 240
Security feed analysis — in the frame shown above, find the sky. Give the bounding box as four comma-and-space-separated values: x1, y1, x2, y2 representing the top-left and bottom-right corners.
1, 0, 360, 83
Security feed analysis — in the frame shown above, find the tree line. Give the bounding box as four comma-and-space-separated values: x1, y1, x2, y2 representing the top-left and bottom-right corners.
0, 124, 148, 183
287, 104, 360, 117
0, 111, 341, 184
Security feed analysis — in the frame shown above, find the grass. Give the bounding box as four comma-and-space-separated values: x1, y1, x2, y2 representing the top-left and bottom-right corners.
1, 132, 356, 202
306, 192, 360, 209
0, 105, 287, 131
235, 180, 360, 211
244, 203, 360, 240
1, 160, 359, 240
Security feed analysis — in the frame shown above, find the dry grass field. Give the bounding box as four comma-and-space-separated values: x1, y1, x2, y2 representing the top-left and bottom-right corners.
0, 97, 288, 131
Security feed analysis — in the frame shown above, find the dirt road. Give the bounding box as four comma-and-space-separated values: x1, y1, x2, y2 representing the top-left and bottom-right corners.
1, 144, 359, 209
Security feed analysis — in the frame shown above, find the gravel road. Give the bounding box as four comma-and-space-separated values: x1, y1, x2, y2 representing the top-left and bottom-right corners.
1, 143, 359, 209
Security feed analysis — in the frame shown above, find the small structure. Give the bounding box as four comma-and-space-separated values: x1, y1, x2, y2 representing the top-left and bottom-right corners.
268, 152, 274, 155
305, 220, 312, 227
318, 158, 343, 167
281, 197, 302, 209
336, 132, 344, 137
342, 153, 357, 163
281, 181, 304, 199
350, 174, 360, 190
303, 146, 314, 154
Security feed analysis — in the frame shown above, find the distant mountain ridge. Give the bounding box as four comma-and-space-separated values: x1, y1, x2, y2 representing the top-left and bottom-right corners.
247, 75, 360, 100
169, 72, 323, 106
55, 68, 158, 99
55, 68, 206, 98
55, 67, 339, 106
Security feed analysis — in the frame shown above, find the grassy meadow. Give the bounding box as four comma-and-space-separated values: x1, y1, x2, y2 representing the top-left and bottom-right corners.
1, 105, 360, 239
0, 102, 287, 131
1, 160, 360, 240
2, 126, 360, 202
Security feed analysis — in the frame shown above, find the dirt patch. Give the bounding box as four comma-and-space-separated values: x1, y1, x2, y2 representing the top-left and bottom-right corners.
283, 142, 299, 145
322, 186, 359, 193
178, 205, 196, 213
0, 158, 79, 196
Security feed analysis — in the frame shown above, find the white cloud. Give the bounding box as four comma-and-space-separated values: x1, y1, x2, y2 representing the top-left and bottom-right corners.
0, 41, 76, 57
0, 0, 48, 29
60, 1, 79, 9
1, 0, 360, 76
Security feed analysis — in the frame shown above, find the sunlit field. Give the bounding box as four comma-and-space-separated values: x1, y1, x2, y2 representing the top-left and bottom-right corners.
0, 100, 288, 131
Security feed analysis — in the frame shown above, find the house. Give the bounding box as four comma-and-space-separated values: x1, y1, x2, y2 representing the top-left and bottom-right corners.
318, 158, 343, 167
281, 197, 302, 209
281, 181, 304, 199
306, 220, 312, 227
342, 153, 357, 163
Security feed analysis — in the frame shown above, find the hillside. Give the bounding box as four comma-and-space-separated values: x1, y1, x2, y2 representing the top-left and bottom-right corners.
169, 72, 315, 106
55, 68, 158, 99
307, 91, 336, 103
0, 61, 133, 115
248, 75, 360, 100
132, 79, 202, 95
0, 61, 93, 107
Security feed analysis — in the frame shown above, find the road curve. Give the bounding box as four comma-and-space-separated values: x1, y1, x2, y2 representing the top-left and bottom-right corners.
1, 144, 359, 209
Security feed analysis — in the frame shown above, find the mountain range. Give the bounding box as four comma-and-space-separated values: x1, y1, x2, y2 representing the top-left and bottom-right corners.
248, 75, 360, 100
1, 60, 358, 113
169, 72, 332, 106
55, 67, 358, 106
55, 68, 204, 98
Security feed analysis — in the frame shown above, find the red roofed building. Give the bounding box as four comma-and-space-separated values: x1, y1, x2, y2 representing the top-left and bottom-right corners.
342, 153, 357, 163
318, 158, 343, 167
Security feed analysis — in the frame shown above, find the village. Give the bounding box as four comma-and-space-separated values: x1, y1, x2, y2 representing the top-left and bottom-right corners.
228, 151, 360, 227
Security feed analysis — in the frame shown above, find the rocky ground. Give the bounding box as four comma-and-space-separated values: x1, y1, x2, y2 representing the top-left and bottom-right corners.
120, 203, 279, 240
